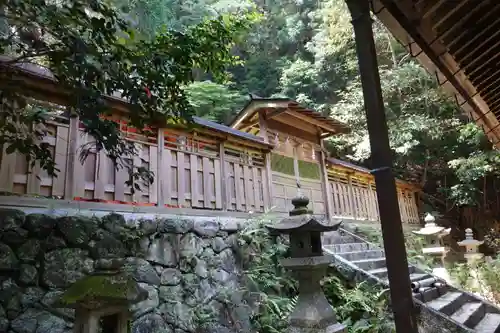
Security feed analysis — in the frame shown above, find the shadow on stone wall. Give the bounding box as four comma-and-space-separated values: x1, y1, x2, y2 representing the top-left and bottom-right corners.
0, 208, 250, 333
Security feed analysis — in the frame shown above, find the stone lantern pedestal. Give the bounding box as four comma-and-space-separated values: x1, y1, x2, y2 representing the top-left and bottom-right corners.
53, 258, 148, 333
412, 213, 451, 283
267, 196, 346, 333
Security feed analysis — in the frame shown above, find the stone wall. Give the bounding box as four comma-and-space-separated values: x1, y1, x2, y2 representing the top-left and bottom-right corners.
0, 208, 250, 333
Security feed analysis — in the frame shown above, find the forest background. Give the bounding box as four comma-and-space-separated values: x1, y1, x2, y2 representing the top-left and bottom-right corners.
17, 0, 500, 236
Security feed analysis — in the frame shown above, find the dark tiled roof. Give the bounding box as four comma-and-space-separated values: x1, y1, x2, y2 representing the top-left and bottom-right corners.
327, 158, 371, 174
192, 116, 271, 147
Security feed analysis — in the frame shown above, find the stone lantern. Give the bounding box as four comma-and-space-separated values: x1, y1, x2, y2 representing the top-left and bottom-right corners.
54, 258, 148, 333
267, 196, 346, 333
458, 228, 484, 265
412, 213, 451, 282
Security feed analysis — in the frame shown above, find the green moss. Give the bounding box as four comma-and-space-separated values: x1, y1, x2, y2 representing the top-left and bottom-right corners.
298, 160, 320, 180
58, 273, 138, 306
271, 154, 295, 176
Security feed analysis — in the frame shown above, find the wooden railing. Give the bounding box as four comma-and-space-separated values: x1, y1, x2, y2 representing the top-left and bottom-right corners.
0, 115, 420, 223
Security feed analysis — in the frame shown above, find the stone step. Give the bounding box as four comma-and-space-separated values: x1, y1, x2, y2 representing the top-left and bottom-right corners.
426, 292, 467, 316
474, 313, 500, 333
327, 242, 375, 253
352, 257, 386, 271
450, 302, 485, 328
338, 250, 385, 261
322, 231, 360, 245
367, 265, 414, 280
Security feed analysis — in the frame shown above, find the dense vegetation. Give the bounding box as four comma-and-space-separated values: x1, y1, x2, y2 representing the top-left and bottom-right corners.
4, 0, 500, 231
121, 0, 500, 233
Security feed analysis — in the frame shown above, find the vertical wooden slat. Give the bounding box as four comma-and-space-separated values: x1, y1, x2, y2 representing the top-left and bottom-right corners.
243, 165, 253, 210
0, 146, 15, 192
93, 151, 106, 199
331, 181, 339, 215
214, 159, 222, 209
218, 143, 227, 210
225, 161, 233, 209
149, 145, 158, 204
347, 175, 356, 218
26, 159, 41, 195
293, 146, 300, 195
177, 151, 185, 208
234, 164, 243, 211
190, 154, 198, 206
64, 116, 80, 199
163, 149, 172, 206
156, 129, 165, 205
261, 167, 270, 211
264, 152, 273, 211
114, 165, 127, 202
74, 131, 86, 198
52, 126, 69, 196
252, 167, 260, 211
132, 143, 142, 203
202, 157, 211, 208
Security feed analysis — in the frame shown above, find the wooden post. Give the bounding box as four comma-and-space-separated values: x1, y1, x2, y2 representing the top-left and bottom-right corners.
64, 115, 79, 200
319, 139, 334, 220
258, 110, 273, 211
345, 0, 418, 330
156, 128, 165, 206
219, 142, 228, 211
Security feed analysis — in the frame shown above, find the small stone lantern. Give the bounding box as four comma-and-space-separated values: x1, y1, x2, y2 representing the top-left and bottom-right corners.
267, 196, 346, 333
54, 258, 148, 333
458, 228, 484, 265
412, 213, 451, 282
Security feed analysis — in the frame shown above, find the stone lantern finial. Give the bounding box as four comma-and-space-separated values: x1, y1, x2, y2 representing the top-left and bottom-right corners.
424, 213, 435, 224
266, 196, 345, 333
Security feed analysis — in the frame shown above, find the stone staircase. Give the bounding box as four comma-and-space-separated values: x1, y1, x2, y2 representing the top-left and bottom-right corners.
323, 227, 500, 333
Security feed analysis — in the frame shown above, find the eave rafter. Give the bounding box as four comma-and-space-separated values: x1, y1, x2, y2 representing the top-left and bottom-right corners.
372, 0, 500, 148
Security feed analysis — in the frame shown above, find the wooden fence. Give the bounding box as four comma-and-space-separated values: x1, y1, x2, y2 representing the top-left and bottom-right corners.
0, 115, 268, 213
327, 173, 419, 224
0, 115, 420, 223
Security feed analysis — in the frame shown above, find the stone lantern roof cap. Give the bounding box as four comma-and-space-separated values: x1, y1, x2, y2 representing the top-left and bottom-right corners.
53, 259, 148, 309
412, 213, 450, 236
458, 228, 484, 247
266, 196, 342, 234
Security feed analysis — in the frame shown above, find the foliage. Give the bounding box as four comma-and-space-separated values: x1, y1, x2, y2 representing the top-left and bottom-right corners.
185, 80, 247, 124
449, 257, 500, 306
0, 0, 256, 189
237, 217, 395, 333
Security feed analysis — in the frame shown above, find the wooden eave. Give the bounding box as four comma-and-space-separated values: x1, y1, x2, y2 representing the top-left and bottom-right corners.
0, 61, 273, 151
372, 0, 500, 148
230, 97, 350, 138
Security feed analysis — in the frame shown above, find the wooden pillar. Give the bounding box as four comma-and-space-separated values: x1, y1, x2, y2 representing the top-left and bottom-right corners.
258, 110, 273, 211
319, 139, 334, 220
64, 115, 79, 200
345, 0, 418, 331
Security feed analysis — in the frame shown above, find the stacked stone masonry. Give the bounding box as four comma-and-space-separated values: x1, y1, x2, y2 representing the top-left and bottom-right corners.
0, 208, 250, 333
